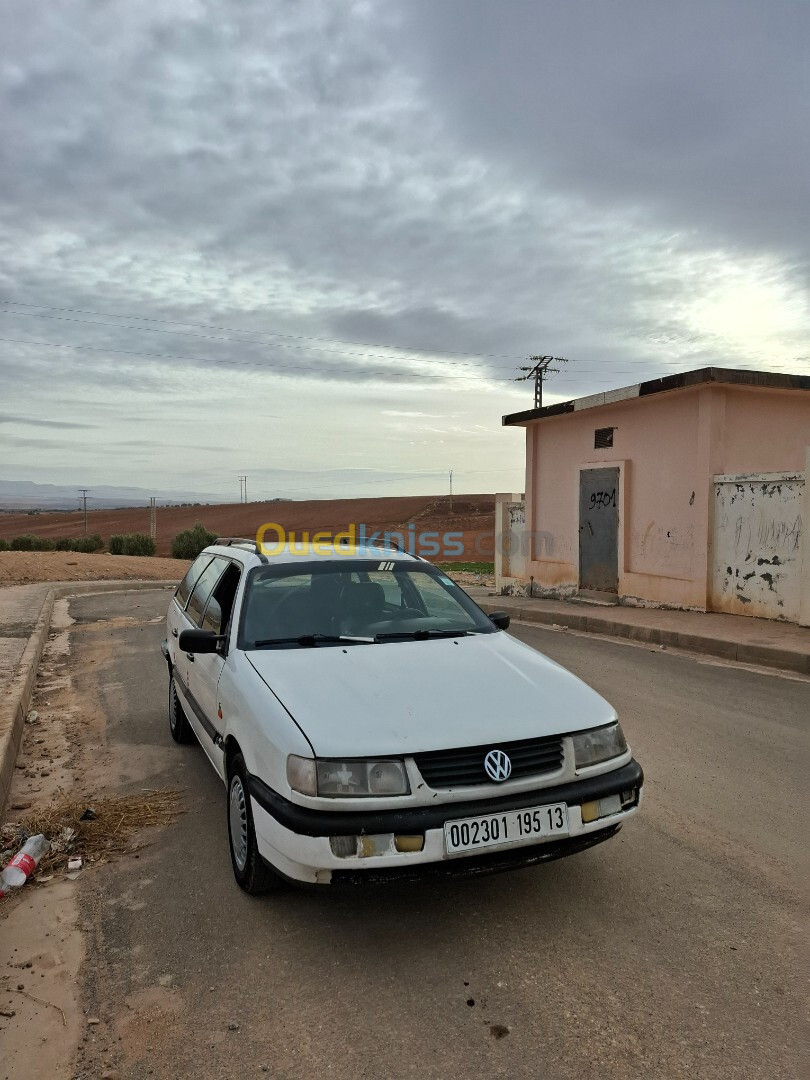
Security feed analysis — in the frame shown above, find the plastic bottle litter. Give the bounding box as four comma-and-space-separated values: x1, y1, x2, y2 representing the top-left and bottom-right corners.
0, 834, 50, 897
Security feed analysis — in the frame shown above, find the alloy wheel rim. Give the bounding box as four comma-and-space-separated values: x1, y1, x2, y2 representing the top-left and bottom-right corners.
229, 776, 249, 872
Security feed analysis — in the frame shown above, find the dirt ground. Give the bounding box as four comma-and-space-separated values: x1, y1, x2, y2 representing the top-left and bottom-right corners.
0, 494, 495, 561
0, 552, 186, 586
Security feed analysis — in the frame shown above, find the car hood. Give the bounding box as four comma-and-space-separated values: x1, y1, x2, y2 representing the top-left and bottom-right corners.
246, 631, 616, 757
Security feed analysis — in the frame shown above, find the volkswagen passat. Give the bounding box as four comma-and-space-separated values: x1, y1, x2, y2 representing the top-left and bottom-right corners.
162, 539, 643, 892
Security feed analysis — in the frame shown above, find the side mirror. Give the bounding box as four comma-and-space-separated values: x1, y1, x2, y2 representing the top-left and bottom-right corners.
179, 628, 225, 653
488, 611, 510, 630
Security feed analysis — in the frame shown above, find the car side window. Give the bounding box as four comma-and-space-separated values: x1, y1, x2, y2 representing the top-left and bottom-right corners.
201, 563, 241, 635
186, 557, 227, 627
176, 553, 214, 609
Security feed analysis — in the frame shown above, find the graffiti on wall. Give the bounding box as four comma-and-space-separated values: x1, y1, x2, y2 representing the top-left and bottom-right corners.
711, 477, 804, 621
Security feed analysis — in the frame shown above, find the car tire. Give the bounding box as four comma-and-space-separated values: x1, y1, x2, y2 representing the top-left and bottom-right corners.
168, 672, 195, 744
227, 753, 284, 895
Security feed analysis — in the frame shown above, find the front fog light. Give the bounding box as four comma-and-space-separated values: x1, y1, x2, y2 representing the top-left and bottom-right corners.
571, 723, 627, 769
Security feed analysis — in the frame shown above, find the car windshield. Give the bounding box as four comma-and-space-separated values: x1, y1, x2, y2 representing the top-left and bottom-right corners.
240, 560, 497, 648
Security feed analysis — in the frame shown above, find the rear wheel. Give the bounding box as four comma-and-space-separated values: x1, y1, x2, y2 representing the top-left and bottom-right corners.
168, 672, 195, 744
227, 752, 284, 894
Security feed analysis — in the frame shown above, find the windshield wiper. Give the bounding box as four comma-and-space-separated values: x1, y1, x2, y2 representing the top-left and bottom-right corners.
375, 628, 470, 641
253, 633, 376, 648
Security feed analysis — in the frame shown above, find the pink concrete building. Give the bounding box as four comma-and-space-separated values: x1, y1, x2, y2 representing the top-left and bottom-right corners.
498, 368, 810, 626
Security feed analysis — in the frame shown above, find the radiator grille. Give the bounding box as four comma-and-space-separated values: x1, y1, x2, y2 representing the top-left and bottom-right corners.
413, 736, 564, 789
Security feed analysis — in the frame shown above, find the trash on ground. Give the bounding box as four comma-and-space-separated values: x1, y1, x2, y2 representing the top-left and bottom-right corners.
79, 807, 97, 821
12, 790, 184, 876
67, 856, 83, 872
25, 710, 38, 725
0, 834, 51, 898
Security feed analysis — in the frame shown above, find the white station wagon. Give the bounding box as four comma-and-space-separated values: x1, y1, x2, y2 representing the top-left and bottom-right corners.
163, 539, 643, 892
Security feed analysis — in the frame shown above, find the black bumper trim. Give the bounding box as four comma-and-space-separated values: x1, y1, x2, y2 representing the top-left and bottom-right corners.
328, 824, 621, 885
248, 758, 643, 838
161, 639, 169, 660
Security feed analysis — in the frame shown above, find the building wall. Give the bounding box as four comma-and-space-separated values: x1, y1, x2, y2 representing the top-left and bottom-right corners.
525, 387, 707, 607
710, 473, 804, 620
520, 383, 809, 617
494, 492, 526, 590
718, 387, 810, 473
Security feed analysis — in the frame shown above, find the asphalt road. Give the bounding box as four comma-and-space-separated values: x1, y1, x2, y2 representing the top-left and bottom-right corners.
66, 591, 807, 1080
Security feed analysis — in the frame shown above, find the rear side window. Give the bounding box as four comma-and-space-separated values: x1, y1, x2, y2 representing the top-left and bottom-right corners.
201, 563, 241, 635
176, 553, 214, 609
186, 557, 227, 627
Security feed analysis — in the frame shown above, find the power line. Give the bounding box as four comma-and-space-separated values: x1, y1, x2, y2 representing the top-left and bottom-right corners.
4, 301, 803, 375
0, 308, 506, 371
0, 335, 511, 383
1, 334, 799, 386
0, 299, 525, 363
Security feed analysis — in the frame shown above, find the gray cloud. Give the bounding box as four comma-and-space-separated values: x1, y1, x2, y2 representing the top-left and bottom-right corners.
398, 0, 810, 264
0, 413, 95, 429
0, 0, 806, 496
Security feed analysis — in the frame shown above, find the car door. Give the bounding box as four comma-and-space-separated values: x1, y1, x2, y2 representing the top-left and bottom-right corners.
178, 555, 228, 743
168, 553, 216, 690
192, 561, 243, 779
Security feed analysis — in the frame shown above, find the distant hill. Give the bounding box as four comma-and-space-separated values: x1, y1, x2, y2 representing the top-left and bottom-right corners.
0, 480, 224, 511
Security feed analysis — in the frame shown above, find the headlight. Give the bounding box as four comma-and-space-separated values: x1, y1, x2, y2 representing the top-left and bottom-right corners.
571, 723, 627, 768
287, 755, 410, 797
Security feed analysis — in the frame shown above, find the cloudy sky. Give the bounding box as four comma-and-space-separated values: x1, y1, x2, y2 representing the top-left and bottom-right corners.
1, 0, 807, 501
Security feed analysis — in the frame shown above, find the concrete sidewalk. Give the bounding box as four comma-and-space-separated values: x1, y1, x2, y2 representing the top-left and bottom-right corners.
472, 590, 810, 675
0, 580, 177, 819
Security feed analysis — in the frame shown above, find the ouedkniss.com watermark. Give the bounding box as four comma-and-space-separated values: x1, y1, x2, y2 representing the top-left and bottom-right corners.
255, 521, 499, 559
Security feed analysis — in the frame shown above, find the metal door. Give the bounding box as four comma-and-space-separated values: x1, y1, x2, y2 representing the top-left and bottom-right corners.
579, 468, 619, 592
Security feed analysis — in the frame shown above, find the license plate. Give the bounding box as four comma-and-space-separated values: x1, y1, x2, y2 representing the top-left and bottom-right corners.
444, 802, 569, 855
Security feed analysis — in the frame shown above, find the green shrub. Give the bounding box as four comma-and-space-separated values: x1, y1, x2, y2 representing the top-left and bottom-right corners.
0, 538, 8, 551
52, 535, 104, 553
72, 534, 105, 554
10, 535, 55, 551
107, 533, 155, 556
171, 522, 218, 560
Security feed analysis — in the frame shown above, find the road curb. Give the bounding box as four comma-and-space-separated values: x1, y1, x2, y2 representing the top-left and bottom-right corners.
0, 589, 55, 821
477, 599, 810, 676
0, 579, 178, 820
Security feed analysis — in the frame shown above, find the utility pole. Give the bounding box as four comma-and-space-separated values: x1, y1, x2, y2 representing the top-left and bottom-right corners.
449, 469, 453, 513
238, 475, 247, 504
516, 355, 569, 408
149, 497, 156, 540
78, 488, 89, 536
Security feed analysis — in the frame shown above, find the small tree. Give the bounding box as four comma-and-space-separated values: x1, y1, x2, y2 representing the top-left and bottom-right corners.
109, 533, 155, 556
171, 522, 218, 560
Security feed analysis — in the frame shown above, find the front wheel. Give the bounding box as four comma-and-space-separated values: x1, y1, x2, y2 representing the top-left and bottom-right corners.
227, 753, 284, 895
168, 672, 195, 744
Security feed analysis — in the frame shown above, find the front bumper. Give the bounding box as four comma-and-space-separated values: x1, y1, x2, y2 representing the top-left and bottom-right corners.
249, 758, 643, 885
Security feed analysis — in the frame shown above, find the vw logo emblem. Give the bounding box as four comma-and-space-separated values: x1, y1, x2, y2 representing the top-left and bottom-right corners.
484, 749, 512, 783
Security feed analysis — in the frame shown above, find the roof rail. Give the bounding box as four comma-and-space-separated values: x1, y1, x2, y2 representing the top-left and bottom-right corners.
365, 536, 422, 559
215, 537, 268, 563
